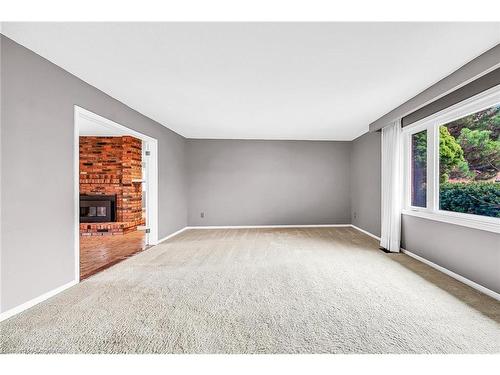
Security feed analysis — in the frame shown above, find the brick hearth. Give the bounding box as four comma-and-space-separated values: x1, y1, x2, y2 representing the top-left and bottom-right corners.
80, 136, 145, 236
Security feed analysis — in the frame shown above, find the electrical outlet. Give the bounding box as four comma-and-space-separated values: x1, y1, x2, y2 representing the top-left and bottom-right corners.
200, 212, 205, 218
353, 212, 357, 219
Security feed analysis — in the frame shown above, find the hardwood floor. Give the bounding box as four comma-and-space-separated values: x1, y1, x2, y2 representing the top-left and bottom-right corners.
80, 230, 148, 280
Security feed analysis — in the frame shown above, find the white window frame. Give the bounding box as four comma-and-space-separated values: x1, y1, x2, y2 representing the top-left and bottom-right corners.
402, 84, 500, 234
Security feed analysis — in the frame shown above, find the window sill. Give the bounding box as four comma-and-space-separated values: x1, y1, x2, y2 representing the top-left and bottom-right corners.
401, 209, 500, 234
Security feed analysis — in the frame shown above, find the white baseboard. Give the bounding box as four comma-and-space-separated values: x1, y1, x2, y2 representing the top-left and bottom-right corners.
0, 226, 190, 321
0, 224, 349, 321
349, 225, 499, 301
401, 249, 500, 301
155, 226, 190, 244
0, 280, 77, 322
4, 225, 495, 323
349, 224, 381, 240
186, 224, 351, 229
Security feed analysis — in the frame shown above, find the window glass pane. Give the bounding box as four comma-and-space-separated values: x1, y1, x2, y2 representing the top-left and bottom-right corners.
411, 130, 427, 207
439, 104, 500, 218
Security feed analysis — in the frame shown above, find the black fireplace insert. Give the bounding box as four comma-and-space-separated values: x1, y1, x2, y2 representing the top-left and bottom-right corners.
80, 194, 116, 223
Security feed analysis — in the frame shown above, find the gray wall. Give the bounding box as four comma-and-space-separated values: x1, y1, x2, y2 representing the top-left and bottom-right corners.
401, 68, 500, 127
2, 34, 498, 315
348, 127, 499, 293
367, 43, 500, 292
350, 131, 381, 237
0, 36, 188, 312
187, 139, 351, 226
401, 216, 500, 293
369, 43, 500, 132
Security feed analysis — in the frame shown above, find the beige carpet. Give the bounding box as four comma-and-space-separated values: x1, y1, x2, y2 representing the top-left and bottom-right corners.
1, 227, 499, 353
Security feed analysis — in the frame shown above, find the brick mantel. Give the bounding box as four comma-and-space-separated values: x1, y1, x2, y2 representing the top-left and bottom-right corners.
79, 136, 144, 236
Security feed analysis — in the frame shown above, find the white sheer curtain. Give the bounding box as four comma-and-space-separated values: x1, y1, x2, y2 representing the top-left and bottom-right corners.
380, 120, 402, 252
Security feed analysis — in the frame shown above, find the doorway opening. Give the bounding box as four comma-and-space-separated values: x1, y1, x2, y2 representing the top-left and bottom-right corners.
74, 106, 158, 281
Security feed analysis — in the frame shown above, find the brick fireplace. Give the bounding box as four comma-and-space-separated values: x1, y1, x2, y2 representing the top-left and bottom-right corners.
79, 136, 145, 236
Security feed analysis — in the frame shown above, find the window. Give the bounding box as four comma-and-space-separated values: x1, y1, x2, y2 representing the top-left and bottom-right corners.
403, 86, 500, 233
411, 130, 427, 207
439, 106, 499, 218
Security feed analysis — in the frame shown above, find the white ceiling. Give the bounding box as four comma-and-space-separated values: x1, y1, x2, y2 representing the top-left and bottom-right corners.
2, 22, 499, 140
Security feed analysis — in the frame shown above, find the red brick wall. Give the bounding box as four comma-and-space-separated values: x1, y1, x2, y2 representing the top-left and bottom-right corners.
120, 136, 144, 225
80, 136, 144, 233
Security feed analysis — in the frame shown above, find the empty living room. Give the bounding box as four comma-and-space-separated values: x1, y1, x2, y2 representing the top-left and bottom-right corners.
0, 2, 499, 373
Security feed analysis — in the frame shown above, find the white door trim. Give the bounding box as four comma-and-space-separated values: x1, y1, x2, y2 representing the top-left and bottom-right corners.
74, 106, 159, 283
